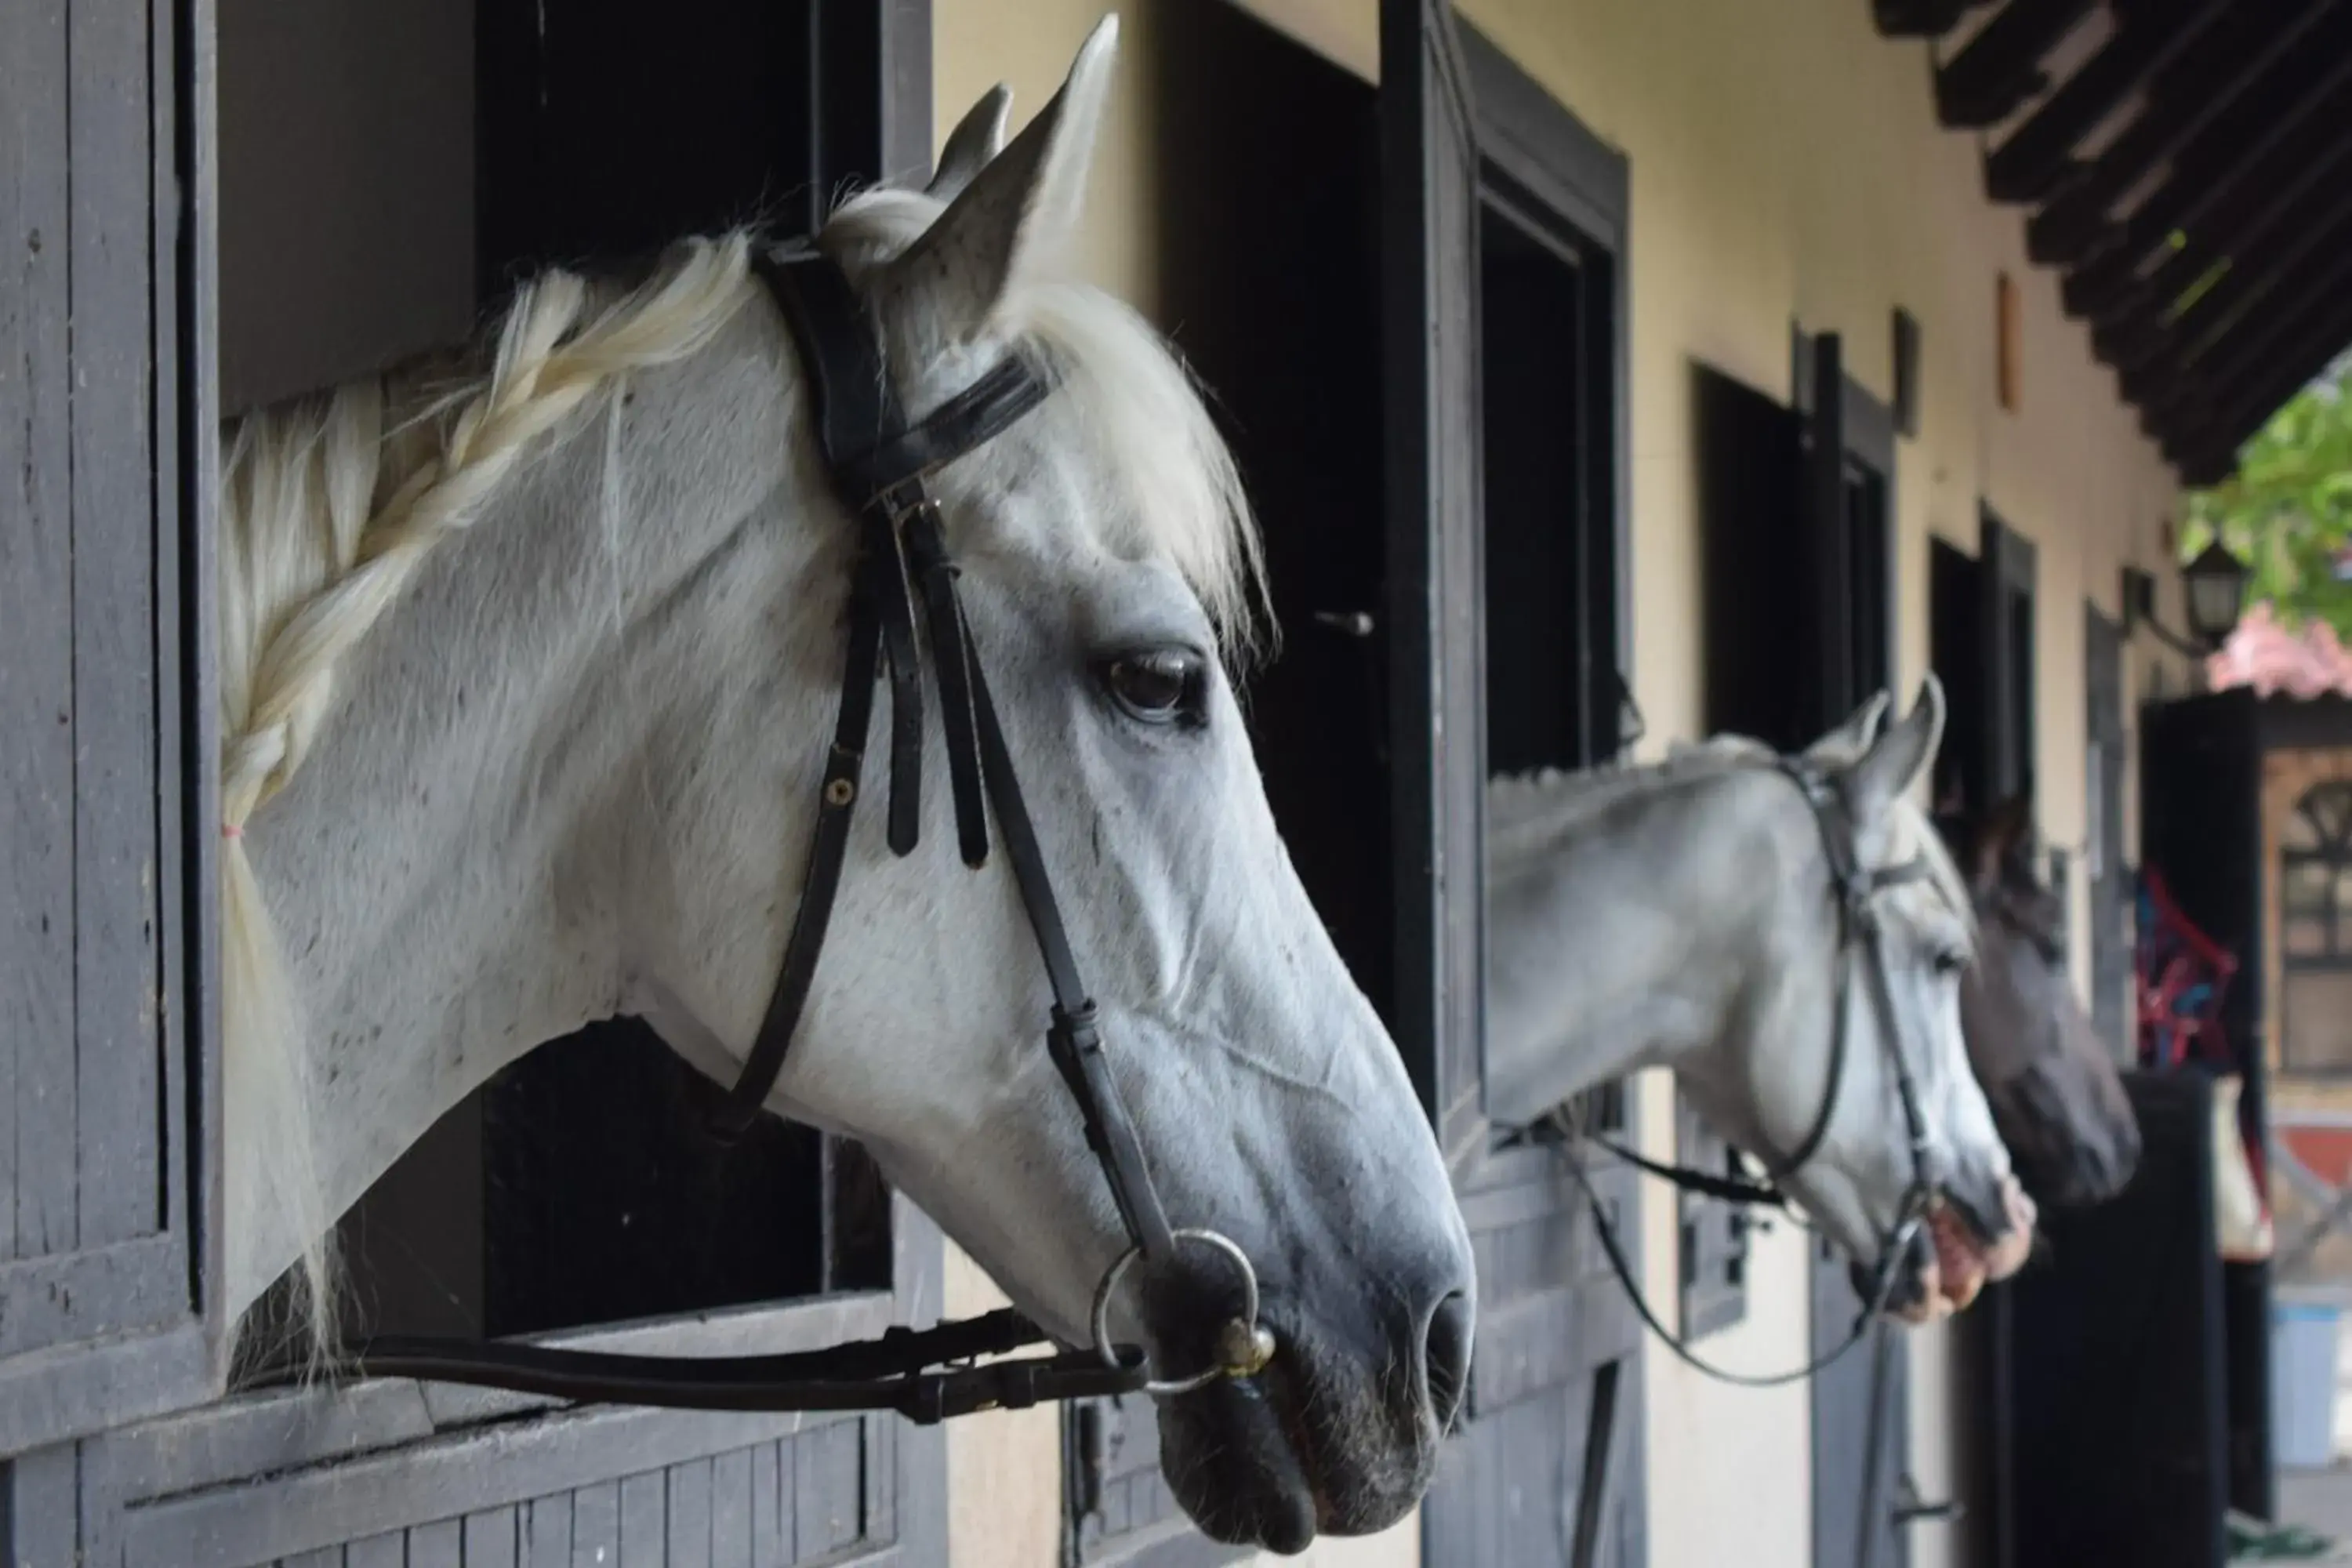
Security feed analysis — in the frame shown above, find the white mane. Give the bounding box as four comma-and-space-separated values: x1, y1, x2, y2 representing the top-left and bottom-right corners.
217, 184, 1263, 1351
1486, 734, 1973, 943
1485, 735, 1774, 832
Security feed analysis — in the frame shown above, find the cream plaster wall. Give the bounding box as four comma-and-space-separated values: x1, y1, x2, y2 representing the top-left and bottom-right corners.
927, 2, 2187, 1566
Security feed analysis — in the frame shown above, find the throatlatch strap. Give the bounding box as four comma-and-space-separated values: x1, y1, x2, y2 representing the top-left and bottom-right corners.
709, 555, 887, 1142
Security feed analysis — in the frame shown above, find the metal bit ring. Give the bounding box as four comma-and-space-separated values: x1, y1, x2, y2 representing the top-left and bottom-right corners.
1090, 1228, 1277, 1396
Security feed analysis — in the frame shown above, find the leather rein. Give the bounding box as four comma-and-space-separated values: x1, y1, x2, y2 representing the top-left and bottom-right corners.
342, 246, 1272, 1424
1527, 757, 1941, 1388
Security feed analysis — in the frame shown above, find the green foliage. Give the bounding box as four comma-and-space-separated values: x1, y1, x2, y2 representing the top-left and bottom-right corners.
2183, 356, 2352, 637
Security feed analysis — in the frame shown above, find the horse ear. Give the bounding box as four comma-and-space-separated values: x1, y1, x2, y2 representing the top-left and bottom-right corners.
883, 16, 1117, 344
1806, 689, 1891, 766
1972, 793, 2035, 887
925, 84, 1014, 206
1846, 675, 1946, 824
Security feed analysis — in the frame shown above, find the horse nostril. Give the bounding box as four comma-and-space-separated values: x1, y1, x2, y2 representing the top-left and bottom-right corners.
1424, 1290, 1474, 1432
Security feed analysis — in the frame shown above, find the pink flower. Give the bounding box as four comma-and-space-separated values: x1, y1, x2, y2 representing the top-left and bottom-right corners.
2207, 601, 2352, 698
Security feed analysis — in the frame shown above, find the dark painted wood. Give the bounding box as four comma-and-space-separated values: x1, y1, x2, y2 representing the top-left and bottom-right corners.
3, 0, 75, 1272
1933, 0, 2094, 129
0, 0, 221, 1458
575, 1481, 623, 1566
470, 1507, 524, 1568
347, 1534, 406, 1568
712, 1443, 753, 1568
2166, 285, 2352, 477
1459, 24, 1626, 252
2078, 110, 2352, 333
0, 1236, 190, 1359
1798, 358, 1907, 1568
183, 0, 233, 1410
412, 1516, 465, 1568
2025, 0, 2339, 268
1984, 1, 2226, 206
2135, 695, 2278, 1523
1810, 1254, 1911, 1568
1962, 508, 2038, 1568
2005, 1073, 2229, 1568
2119, 183, 2352, 391
1981, 511, 2038, 804
1430, 1319, 1644, 1568
71, 0, 165, 1256
1698, 365, 1806, 745
1434, 20, 1648, 1568
1472, 49, 1625, 770
2076, 50, 2352, 346
2, 1445, 85, 1566
1383, 0, 1487, 1160
1892, 307, 1920, 440
1806, 334, 1854, 715
2085, 607, 2130, 1054
623, 1468, 670, 1563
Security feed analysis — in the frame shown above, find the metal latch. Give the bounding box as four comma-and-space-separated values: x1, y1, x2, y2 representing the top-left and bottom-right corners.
1891, 1473, 1963, 1526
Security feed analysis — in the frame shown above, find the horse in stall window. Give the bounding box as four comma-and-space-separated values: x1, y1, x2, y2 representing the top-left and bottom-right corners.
1483, 682, 2039, 1327
1933, 793, 2142, 1211
212, 20, 1470, 1553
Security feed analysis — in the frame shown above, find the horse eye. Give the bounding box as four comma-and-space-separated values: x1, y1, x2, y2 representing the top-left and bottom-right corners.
1102, 648, 1205, 726
1933, 949, 1969, 977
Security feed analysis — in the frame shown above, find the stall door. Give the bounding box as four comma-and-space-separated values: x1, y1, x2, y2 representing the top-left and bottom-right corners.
1407, 13, 1647, 1568
2086, 608, 2130, 1054
1959, 509, 2038, 1568
0, 0, 224, 1473
1794, 336, 1915, 1568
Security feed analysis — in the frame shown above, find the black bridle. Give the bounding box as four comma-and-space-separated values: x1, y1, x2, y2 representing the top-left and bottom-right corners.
1528, 757, 1944, 1388
341, 246, 1273, 1423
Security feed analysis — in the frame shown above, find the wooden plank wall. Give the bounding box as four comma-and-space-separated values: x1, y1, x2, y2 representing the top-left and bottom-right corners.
0, 0, 176, 1323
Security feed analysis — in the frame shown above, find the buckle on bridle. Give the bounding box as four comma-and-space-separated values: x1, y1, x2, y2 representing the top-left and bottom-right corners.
876, 479, 939, 531
1089, 1228, 1278, 1396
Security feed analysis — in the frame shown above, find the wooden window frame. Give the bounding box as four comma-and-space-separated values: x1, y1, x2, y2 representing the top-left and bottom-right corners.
2278, 780, 2352, 1076
0, 0, 229, 1458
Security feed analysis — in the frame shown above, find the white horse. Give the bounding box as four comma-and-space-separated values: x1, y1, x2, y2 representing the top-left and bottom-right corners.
216, 20, 1471, 1552
1484, 682, 2035, 1323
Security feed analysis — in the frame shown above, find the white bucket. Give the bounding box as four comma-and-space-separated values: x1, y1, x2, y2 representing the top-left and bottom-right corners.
2274, 1298, 2344, 1470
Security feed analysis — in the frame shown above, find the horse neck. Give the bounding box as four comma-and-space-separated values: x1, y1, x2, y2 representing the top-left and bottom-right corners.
1481, 766, 1796, 1127
228, 296, 825, 1312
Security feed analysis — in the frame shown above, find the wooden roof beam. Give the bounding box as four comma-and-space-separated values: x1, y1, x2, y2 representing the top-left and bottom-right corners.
2166, 300, 2352, 477
1875, 0, 2000, 38
2026, 0, 2342, 267
1936, 0, 2100, 127
2114, 190, 2352, 397
2139, 251, 2352, 432
2059, 37, 2352, 325
1984, 0, 2232, 203
2064, 108, 2352, 327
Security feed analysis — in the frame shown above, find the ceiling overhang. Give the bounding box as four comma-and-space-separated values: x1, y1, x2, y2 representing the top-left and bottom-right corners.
1876, 0, 2352, 485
